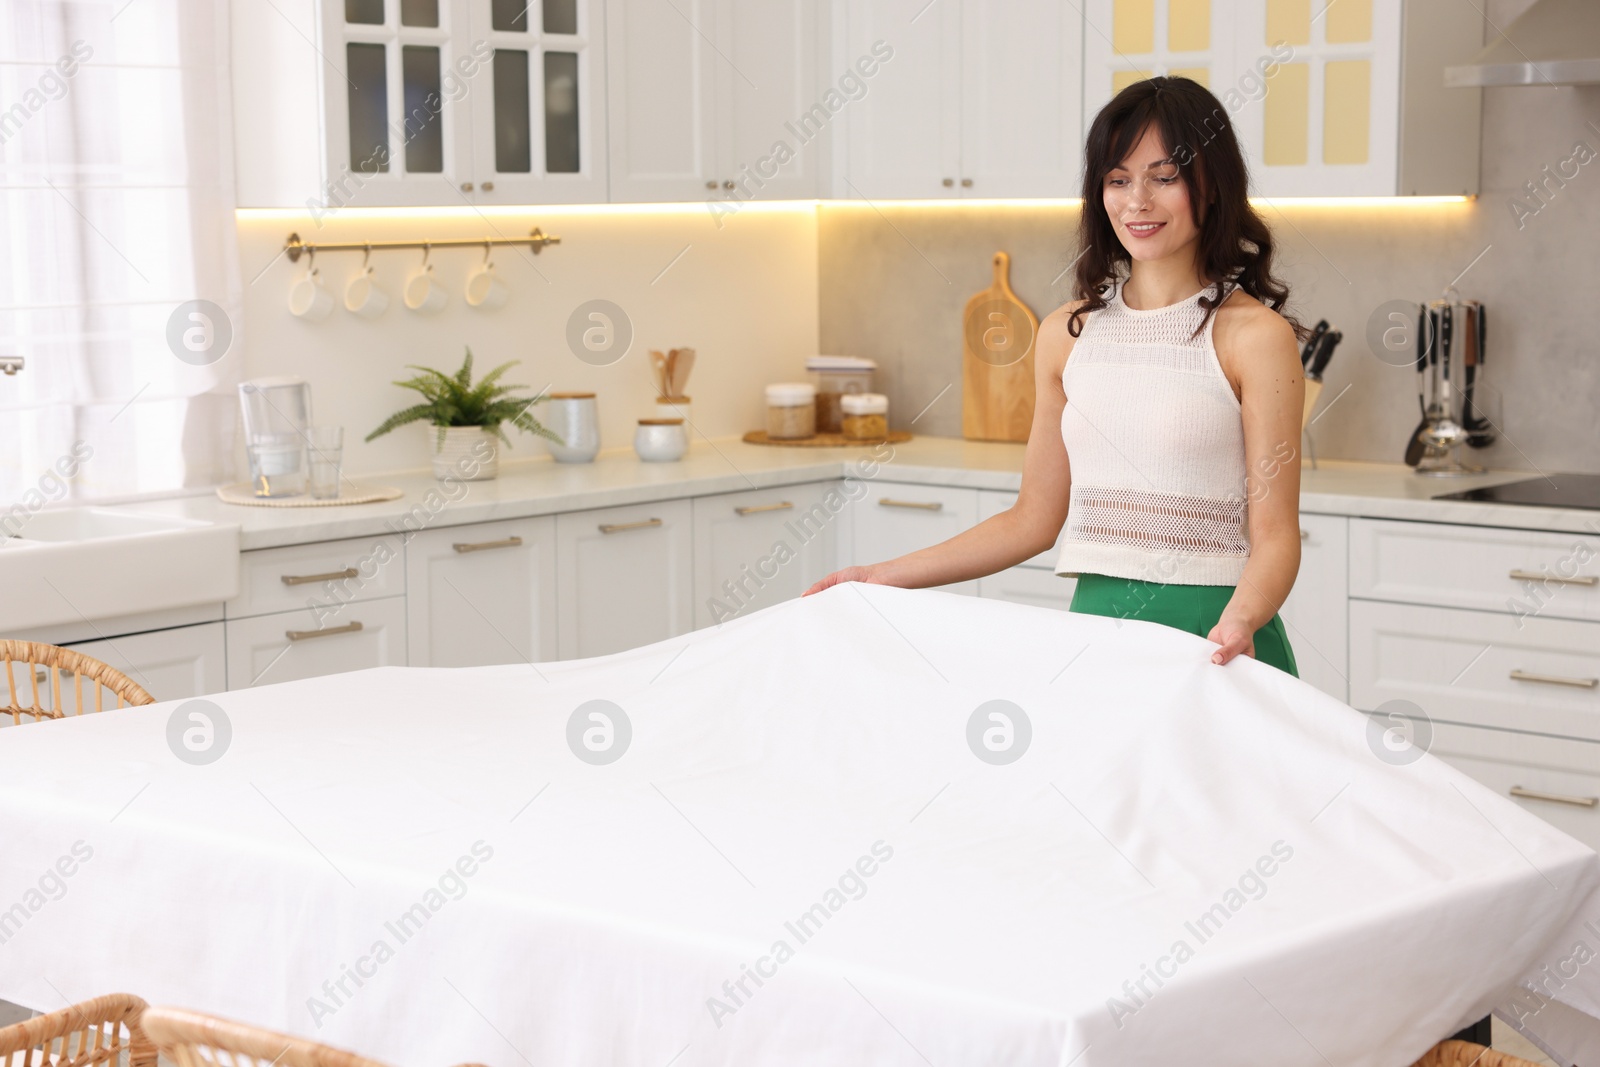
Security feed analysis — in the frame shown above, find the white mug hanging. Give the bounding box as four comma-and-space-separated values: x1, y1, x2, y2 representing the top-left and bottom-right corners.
404, 246, 448, 315
288, 253, 334, 321
465, 245, 508, 311
344, 247, 388, 319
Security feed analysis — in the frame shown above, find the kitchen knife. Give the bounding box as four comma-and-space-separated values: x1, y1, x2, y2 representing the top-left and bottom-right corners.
1403, 305, 1433, 467
1307, 329, 1341, 380
1300, 319, 1329, 369
1465, 303, 1494, 448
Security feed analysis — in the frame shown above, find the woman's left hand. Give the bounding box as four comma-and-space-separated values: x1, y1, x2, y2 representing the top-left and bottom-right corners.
1206, 613, 1256, 665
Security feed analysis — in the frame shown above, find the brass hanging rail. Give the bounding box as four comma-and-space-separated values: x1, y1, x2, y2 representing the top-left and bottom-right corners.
283, 227, 561, 263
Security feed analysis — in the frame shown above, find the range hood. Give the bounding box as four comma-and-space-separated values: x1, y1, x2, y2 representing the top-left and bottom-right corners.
1445, 0, 1600, 87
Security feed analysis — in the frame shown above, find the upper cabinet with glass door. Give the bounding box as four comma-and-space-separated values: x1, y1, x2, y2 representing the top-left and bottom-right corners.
231, 0, 605, 207
1082, 0, 1482, 198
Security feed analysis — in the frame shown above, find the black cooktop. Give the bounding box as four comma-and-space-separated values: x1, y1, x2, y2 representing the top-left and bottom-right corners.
1432, 472, 1600, 511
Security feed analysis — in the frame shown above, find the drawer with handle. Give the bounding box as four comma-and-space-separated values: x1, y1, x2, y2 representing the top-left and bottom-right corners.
1350, 518, 1599, 621
225, 595, 406, 690
229, 534, 406, 619
852, 483, 980, 596
1350, 599, 1600, 741
1416, 718, 1600, 856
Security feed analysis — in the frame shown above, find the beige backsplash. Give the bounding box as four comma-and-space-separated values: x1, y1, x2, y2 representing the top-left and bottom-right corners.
819, 66, 1600, 475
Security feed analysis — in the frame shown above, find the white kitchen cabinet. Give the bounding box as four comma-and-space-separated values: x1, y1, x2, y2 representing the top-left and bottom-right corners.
1278, 512, 1349, 702
1349, 599, 1600, 742
692, 482, 840, 627
1351, 517, 1600, 623
837, 0, 1080, 200
234, 0, 605, 208
1229, 0, 1481, 197
556, 499, 693, 658
65, 623, 227, 703
230, 535, 406, 620
1082, 1, 1480, 198
973, 490, 1076, 608
606, 0, 822, 203
849, 482, 980, 595
1409, 719, 1600, 856
226, 596, 408, 689
405, 517, 559, 667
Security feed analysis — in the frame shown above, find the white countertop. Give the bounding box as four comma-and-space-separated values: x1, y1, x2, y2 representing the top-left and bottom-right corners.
112, 436, 1600, 551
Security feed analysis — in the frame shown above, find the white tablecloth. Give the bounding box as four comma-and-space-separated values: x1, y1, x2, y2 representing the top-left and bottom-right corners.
1, 584, 1597, 1067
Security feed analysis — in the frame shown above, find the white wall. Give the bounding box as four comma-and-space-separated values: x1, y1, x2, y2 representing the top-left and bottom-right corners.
235, 204, 820, 477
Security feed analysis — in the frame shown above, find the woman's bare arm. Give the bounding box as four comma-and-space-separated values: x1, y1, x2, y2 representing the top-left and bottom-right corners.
804, 304, 1081, 595
1206, 296, 1305, 664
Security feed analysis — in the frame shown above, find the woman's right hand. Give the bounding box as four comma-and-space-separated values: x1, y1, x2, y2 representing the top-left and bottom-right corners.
803, 565, 881, 597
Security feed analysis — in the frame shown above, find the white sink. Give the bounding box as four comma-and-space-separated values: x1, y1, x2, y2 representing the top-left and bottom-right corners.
1, 508, 240, 632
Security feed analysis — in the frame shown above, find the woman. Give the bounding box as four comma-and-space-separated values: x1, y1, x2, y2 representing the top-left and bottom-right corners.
806, 77, 1306, 675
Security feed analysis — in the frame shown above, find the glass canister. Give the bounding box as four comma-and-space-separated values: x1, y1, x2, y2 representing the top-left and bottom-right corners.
807, 355, 876, 434
238, 377, 312, 497
544, 392, 601, 463
840, 392, 889, 441
765, 383, 816, 440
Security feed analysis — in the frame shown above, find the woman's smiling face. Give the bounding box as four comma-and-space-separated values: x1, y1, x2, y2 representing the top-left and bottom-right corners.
1102, 124, 1204, 262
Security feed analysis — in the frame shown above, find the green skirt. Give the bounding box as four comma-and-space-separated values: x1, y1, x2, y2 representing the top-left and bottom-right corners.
1067, 572, 1300, 677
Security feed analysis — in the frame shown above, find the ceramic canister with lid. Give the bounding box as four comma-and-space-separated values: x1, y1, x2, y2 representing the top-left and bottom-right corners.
765, 382, 816, 440
544, 392, 601, 463
635, 418, 687, 462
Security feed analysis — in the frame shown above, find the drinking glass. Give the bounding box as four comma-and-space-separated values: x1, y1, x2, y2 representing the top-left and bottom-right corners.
307, 426, 344, 500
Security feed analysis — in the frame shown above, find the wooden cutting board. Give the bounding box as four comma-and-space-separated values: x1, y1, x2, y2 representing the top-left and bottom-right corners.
962, 251, 1038, 443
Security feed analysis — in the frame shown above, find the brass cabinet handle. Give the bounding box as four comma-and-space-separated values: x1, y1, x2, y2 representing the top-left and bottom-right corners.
735, 502, 793, 516
961, 177, 973, 188
481, 181, 495, 191
285, 621, 364, 642
1509, 668, 1599, 689
1508, 568, 1598, 586
599, 518, 663, 534
453, 536, 523, 554
879, 498, 942, 511
281, 567, 359, 586
1510, 786, 1599, 808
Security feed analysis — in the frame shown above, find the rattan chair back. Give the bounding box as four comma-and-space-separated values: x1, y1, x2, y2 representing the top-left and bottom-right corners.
0, 992, 155, 1067
0, 641, 154, 724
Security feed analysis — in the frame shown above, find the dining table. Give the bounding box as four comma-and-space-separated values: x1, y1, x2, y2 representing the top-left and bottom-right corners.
0, 583, 1596, 1066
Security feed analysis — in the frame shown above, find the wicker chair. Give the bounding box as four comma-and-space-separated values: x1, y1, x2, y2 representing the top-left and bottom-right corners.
141, 1007, 490, 1067
0, 641, 154, 725
1412, 1039, 1547, 1066
0, 992, 156, 1067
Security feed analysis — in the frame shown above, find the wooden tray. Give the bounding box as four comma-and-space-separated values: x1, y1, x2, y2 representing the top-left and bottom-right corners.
742, 430, 912, 448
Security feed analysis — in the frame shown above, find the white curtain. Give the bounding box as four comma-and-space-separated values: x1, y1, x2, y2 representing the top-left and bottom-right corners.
0, 0, 241, 506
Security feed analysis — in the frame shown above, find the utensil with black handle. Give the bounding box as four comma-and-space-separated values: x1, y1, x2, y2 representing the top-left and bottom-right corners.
1403, 304, 1433, 467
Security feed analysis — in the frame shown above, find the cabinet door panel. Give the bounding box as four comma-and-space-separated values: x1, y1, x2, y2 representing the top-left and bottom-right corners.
838, 0, 961, 199
226, 597, 407, 690
976, 566, 1077, 610
693, 482, 839, 628
406, 517, 559, 667
556, 500, 693, 658
977, 490, 1065, 570
960, 0, 1083, 198
1350, 599, 1600, 742
850, 483, 979, 595
605, 0, 718, 201
64, 623, 227, 704
717, 0, 821, 201
317, 0, 475, 207
1278, 513, 1349, 703
473, 0, 608, 204
1083, 0, 1239, 127
1228, 0, 1402, 196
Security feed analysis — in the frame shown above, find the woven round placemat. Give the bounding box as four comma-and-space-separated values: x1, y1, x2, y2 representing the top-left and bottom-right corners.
741, 430, 911, 448
215, 483, 404, 507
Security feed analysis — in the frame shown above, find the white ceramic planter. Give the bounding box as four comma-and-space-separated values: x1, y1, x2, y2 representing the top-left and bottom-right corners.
432, 426, 499, 481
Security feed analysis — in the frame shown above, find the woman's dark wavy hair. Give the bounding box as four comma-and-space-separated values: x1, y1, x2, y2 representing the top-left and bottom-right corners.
1068, 76, 1303, 342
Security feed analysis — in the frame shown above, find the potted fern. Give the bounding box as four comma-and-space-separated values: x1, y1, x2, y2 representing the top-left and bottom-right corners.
366, 348, 559, 481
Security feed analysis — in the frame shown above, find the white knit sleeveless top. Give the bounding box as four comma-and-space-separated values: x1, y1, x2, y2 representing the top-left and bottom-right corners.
1055, 279, 1251, 586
